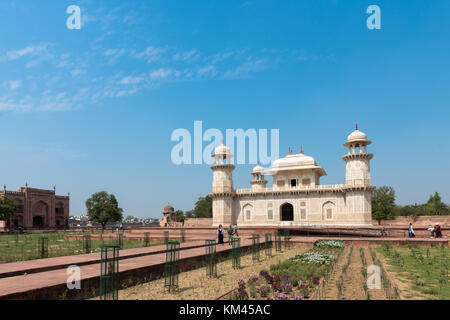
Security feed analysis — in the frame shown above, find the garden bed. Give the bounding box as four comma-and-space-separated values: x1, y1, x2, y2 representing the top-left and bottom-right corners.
224, 240, 345, 300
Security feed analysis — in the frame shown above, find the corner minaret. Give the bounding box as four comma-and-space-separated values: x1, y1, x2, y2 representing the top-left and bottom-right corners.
342, 123, 373, 186
210, 142, 235, 226
250, 163, 267, 191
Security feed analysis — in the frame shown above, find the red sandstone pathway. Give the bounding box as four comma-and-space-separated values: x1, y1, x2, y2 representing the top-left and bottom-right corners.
0, 238, 259, 298
0, 240, 207, 278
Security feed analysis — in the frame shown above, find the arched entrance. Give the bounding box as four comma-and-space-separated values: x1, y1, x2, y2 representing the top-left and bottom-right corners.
280, 203, 294, 221
33, 216, 43, 227
32, 201, 48, 228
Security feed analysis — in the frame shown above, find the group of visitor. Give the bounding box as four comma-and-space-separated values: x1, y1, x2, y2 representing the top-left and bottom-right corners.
408, 223, 443, 238
217, 224, 239, 245
427, 224, 443, 238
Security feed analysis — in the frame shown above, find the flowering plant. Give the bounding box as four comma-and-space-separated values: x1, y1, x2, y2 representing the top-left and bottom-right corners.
314, 240, 345, 249
258, 286, 270, 297
281, 283, 293, 293
248, 274, 259, 283
290, 252, 334, 265
271, 282, 281, 291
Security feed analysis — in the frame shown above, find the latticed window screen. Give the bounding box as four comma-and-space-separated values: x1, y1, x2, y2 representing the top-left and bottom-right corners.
327, 208, 332, 219
302, 178, 311, 185
301, 209, 306, 219
246, 210, 251, 220
268, 209, 273, 220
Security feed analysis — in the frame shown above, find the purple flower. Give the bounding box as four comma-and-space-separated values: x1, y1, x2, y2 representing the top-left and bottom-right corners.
311, 275, 320, 285
281, 283, 293, 293
293, 295, 304, 300
248, 274, 259, 283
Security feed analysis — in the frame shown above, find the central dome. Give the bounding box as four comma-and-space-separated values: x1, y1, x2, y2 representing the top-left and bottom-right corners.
264, 150, 326, 177
271, 153, 316, 168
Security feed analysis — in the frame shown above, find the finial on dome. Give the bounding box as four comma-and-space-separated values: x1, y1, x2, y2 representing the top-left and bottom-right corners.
25, 182, 28, 188
300, 145, 304, 154
356, 122, 358, 130
3, 184, 6, 191
221, 137, 224, 144
288, 147, 293, 155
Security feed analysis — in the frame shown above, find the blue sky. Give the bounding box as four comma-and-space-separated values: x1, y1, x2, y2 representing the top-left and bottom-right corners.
0, 0, 449, 218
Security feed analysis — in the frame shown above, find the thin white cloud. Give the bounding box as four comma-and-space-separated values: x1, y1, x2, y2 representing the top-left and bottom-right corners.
8, 80, 21, 90
173, 49, 200, 62
119, 75, 144, 85
133, 46, 170, 63
0, 43, 53, 62
71, 69, 86, 76
197, 65, 217, 77
150, 68, 174, 80
223, 58, 269, 79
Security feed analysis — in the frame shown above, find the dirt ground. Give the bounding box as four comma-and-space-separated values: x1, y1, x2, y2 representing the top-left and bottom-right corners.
323, 246, 392, 300
364, 247, 388, 300
117, 246, 308, 300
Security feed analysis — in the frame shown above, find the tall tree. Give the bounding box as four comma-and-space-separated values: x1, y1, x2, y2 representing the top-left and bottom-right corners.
372, 186, 396, 224
86, 191, 123, 230
425, 192, 448, 215
0, 196, 16, 229
190, 196, 212, 218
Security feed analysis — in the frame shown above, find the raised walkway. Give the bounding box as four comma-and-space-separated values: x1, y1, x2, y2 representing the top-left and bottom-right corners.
0, 240, 207, 279
0, 237, 263, 300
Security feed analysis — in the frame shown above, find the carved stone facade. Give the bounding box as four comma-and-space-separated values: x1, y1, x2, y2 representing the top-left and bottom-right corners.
210, 126, 375, 227
0, 186, 69, 230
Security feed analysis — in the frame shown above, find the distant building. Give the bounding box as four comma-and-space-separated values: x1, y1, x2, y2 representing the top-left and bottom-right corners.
0, 184, 69, 230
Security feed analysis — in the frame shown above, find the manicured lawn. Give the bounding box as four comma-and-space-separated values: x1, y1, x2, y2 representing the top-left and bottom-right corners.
0, 232, 161, 262
376, 243, 449, 300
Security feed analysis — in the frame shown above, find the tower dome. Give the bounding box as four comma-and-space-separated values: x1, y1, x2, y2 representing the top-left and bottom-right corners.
344, 123, 371, 146
163, 203, 175, 214
213, 143, 232, 156
252, 164, 264, 174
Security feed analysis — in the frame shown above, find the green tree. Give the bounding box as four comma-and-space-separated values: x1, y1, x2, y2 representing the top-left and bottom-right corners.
170, 210, 185, 222
372, 186, 396, 224
424, 192, 448, 215
190, 195, 212, 218
0, 196, 16, 229
184, 210, 195, 218
86, 191, 123, 231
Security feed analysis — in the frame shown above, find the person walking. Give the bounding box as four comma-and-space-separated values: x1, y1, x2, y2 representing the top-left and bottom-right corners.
408, 223, 415, 238
227, 224, 234, 245
217, 224, 224, 244
233, 224, 239, 237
